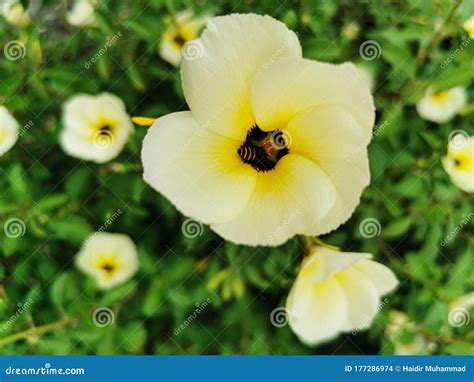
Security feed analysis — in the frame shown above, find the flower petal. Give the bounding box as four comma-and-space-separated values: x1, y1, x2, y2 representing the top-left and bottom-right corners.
287, 277, 348, 346
252, 58, 374, 142
285, 105, 371, 234
211, 154, 336, 246
337, 268, 380, 330
141, 111, 257, 224
181, 13, 302, 140
354, 259, 399, 295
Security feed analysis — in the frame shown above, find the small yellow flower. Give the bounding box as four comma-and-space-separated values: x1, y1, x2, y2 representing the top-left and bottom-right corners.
60, 93, 133, 163
442, 134, 473, 193
66, 0, 97, 27
0, 106, 19, 156
343, 22, 360, 40
463, 16, 474, 38
159, 10, 210, 66
75, 232, 139, 290
142, 14, 375, 246
1, 0, 30, 27
416, 87, 467, 124
286, 246, 398, 346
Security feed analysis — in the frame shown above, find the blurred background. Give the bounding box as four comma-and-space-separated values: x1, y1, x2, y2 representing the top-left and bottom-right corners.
0, 0, 473, 355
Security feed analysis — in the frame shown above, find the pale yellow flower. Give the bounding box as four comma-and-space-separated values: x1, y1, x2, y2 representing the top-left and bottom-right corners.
142, 14, 375, 246
416, 87, 467, 124
66, 0, 97, 27
286, 246, 398, 346
0, 105, 19, 156
1, 0, 30, 27
449, 292, 474, 311
75, 232, 139, 290
60, 93, 133, 163
442, 134, 474, 192
159, 10, 209, 66
463, 16, 474, 38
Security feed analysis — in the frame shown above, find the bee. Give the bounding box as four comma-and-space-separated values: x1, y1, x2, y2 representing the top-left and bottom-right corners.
238, 145, 257, 162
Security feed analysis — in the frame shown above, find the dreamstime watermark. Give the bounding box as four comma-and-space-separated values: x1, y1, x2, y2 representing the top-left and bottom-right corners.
359, 40, 381, 61
359, 218, 382, 238
1, 298, 34, 333
262, 31, 300, 69
448, 307, 470, 327
352, 297, 390, 335
4, 40, 26, 61
269, 129, 292, 150
92, 129, 114, 149
16, 120, 34, 138
346, 121, 390, 164
91, 307, 115, 327
173, 298, 212, 335
262, 209, 301, 246
3, 218, 26, 238
448, 129, 469, 150
440, 36, 472, 69
84, 31, 123, 69
440, 212, 473, 246
85, 209, 123, 246
5, 363, 85, 376
182, 40, 204, 61
270, 307, 292, 328
182, 218, 204, 239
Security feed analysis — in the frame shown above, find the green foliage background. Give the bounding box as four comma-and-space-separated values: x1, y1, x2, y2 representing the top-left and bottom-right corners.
0, 0, 473, 355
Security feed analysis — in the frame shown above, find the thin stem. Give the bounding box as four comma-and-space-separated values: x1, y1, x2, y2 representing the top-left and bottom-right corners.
0, 317, 77, 347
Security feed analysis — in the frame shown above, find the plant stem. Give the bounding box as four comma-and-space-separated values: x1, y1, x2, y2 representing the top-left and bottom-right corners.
0, 317, 77, 348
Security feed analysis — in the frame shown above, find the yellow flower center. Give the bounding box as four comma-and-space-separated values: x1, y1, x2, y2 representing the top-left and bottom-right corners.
451, 153, 470, 171
95, 255, 122, 279
429, 91, 450, 104
90, 117, 118, 142
237, 125, 289, 172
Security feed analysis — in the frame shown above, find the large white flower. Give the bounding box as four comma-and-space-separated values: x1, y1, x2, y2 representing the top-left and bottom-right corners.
1, 0, 30, 27
75, 232, 139, 290
286, 246, 398, 346
142, 14, 375, 247
159, 10, 210, 67
60, 93, 133, 163
66, 0, 97, 27
0, 105, 19, 156
416, 87, 467, 124
442, 134, 473, 193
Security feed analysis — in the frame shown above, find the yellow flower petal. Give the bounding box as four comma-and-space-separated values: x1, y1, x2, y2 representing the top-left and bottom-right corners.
252, 58, 375, 142
141, 111, 257, 224
211, 154, 337, 246
181, 13, 302, 141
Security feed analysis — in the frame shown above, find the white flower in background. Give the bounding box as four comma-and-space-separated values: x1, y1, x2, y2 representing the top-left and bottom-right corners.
0, 105, 19, 156
66, 0, 97, 27
75, 232, 139, 290
386, 310, 428, 355
416, 87, 467, 124
60, 93, 133, 163
1, 0, 30, 27
285, 246, 398, 346
142, 14, 375, 246
159, 10, 210, 66
463, 16, 474, 38
442, 134, 473, 192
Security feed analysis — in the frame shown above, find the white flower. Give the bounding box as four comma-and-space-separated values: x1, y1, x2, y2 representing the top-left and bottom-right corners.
442, 134, 474, 192
142, 14, 375, 246
386, 310, 427, 355
286, 246, 398, 346
159, 10, 209, 66
60, 93, 133, 163
416, 87, 467, 124
463, 16, 474, 38
449, 292, 474, 311
355, 64, 375, 92
66, 0, 97, 27
75, 232, 139, 290
1, 0, 30, 27
0, 105, 19, 156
